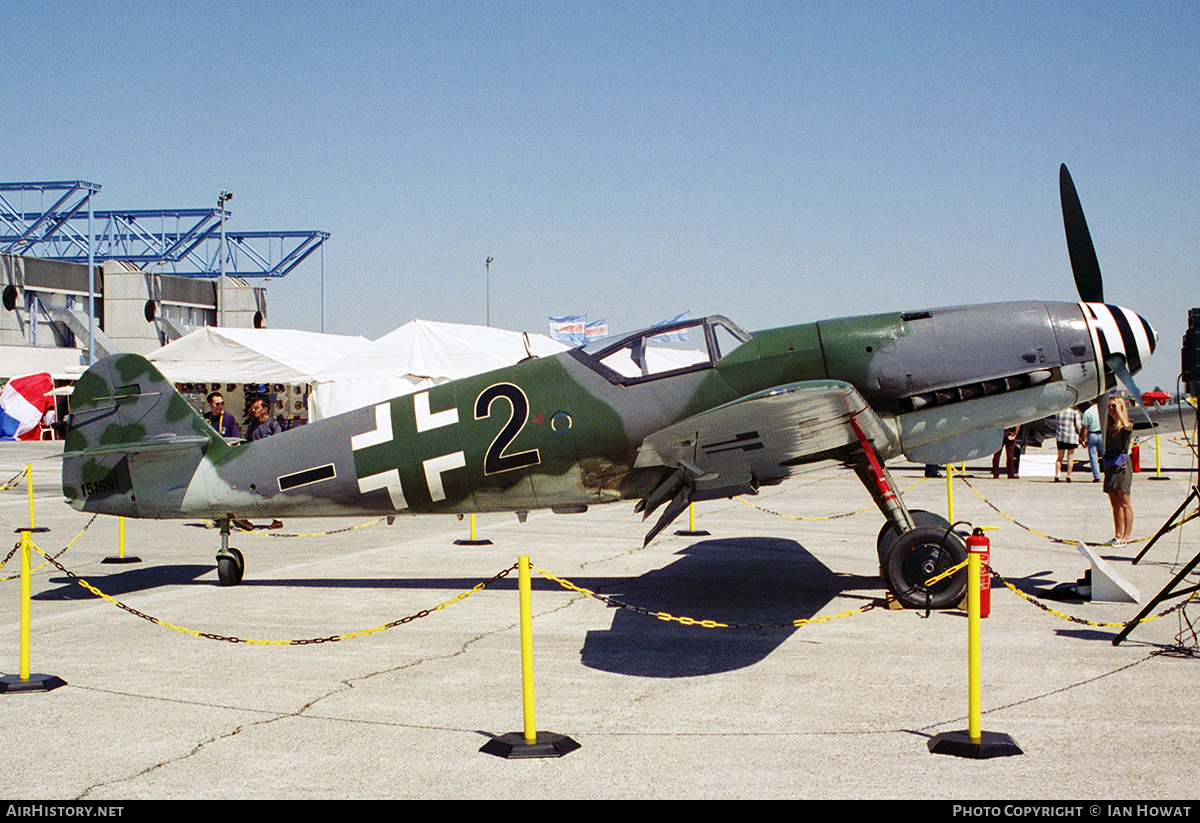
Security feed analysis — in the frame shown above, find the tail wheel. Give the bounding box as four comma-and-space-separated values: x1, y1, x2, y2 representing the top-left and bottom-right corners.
884, 526, 967, 609
217, 548, 245, 587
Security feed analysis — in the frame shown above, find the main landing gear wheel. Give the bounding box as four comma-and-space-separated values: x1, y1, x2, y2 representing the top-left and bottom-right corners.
217, 548, 245, 587
884, 525, 967, 610
876, 509, 952, 569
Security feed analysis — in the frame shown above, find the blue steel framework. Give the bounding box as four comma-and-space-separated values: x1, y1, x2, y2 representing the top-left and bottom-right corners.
0, 180, 328, 279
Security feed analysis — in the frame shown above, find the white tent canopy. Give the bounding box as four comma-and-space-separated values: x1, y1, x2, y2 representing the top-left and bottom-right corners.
148, 327, 371, 384
310, 319, 569, 420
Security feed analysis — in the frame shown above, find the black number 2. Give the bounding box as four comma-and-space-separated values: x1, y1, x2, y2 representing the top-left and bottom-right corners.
474, 383, 541, 475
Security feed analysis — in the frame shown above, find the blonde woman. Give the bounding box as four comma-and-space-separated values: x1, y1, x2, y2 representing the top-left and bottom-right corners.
1102, 397, 1134, 545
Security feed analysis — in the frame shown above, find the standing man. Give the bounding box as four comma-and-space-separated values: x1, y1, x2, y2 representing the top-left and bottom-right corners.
246, 395, 282, 441
1081, 400, 1103, 482
992, 426, 1019, 479
236, 394, 286, 530
1054, 405, 1083, 482
206, 391, 239, 439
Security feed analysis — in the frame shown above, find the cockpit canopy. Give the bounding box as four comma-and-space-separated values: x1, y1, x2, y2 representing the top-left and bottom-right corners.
569, 315, 752, 385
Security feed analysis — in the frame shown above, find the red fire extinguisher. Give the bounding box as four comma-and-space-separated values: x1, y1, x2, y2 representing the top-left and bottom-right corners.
967, 528, 991, 618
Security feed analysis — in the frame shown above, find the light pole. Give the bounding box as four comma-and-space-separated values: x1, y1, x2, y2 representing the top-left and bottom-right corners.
485, 256, 494, 327
87, 188, 95, 365
217, 190, 233, 327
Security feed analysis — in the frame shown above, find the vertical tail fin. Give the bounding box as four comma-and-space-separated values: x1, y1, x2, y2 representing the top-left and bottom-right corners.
62, 354, 231, 515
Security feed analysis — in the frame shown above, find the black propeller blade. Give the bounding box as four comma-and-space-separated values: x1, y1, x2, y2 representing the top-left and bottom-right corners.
1061, 165, 1154, 427
1059, 163, 1105, 304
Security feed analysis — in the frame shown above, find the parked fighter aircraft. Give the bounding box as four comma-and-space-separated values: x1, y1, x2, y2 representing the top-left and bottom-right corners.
60, 166, 1157, 608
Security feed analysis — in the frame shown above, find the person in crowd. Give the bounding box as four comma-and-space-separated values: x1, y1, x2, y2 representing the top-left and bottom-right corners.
206, 392, 239, 439
1054, 405, 1083, 482
1102, 396, 1135, 545
1081, 400, 1103, 482
992, 426, 1019, 478
246, 396, 282, 441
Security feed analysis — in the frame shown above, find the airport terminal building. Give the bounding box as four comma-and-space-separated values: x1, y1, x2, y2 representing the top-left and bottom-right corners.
0, 178, 329, 381
1, 253, 267, 379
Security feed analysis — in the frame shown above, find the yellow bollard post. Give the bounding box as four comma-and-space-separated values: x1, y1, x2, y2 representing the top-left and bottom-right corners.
519, 556, 537, 744
26, 463, 34, 529
927, 532, 1021, 758
967, 549, 981, 742
453, 515, 492, 547
673, 502, 710, 537
19, 530, 31, 681
1, 526, 65, 694
454, 514, 492, 545
103, 515, 142, 564
945, 463, 955, 524
1149, 434, 1170, 481
478, 556, 580, 759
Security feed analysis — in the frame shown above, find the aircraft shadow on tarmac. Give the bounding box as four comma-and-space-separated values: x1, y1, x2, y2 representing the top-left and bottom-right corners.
35, 565, 214, 600
579, 537, 878, 678
26, 538, 882, 678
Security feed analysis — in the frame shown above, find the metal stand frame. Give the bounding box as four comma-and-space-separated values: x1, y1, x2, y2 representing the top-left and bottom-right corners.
1114, 485, 1200, 646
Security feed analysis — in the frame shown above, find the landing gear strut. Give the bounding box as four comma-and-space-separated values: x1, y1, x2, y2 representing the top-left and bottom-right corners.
847, 418, 966, 609
215, 518, 245, 586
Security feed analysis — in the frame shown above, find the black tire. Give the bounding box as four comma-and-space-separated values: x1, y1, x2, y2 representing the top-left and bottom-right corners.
876, 509, 953, 569
883, 525, 967, 609
217, 548, 245, 587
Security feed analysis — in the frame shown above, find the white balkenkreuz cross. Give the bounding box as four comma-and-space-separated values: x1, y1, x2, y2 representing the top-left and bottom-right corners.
352, 392, 466, 508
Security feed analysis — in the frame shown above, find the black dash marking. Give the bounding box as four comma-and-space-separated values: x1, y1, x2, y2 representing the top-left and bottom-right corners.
278, 463, 336, 491
703, 431, 764, 454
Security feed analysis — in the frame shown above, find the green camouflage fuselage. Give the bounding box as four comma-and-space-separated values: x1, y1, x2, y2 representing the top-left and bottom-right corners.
62, 301, 1154, 521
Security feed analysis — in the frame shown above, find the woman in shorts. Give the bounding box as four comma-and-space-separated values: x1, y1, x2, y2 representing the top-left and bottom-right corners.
1102, 397, 1134, 545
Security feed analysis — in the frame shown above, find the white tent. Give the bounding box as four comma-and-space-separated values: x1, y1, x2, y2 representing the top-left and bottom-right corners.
310, 319, 569, 420
148, 327, 371, 383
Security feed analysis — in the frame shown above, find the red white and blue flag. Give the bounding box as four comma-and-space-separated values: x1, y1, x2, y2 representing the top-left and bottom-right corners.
0, 373, 55, 441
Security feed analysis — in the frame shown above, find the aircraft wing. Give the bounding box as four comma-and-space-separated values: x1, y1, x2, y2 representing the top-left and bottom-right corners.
632, 380, 898, 543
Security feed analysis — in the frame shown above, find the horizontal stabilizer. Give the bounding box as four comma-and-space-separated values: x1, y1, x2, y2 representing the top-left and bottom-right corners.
58, 433, 212, 459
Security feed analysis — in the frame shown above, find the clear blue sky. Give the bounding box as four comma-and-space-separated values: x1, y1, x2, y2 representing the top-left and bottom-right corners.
6, 1, 1197, 392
